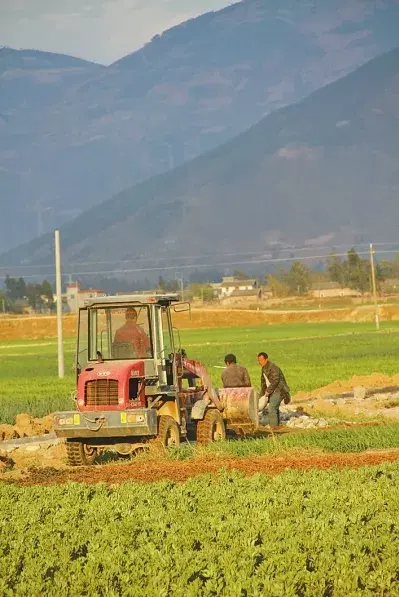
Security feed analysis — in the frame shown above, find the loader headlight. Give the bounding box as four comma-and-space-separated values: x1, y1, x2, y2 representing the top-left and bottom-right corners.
55, 414, 80, 426
120, 413, 146, 424
57, 416, 74, 426
127, 414, 145, 423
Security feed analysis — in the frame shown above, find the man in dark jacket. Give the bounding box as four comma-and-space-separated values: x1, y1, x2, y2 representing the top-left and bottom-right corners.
221, 354, 251, 388
257, 352, 291, 429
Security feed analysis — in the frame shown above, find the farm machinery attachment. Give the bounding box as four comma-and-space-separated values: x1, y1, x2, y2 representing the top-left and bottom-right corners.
53, 294, 260, 465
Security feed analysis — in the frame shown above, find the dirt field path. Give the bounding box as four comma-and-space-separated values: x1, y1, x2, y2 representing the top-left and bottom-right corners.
5, 449, 399, 487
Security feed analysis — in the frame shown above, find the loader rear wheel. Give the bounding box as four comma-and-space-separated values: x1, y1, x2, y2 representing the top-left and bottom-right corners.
158, 416, 181, 448
66, 440, 98, 466
196, 410, 226, 446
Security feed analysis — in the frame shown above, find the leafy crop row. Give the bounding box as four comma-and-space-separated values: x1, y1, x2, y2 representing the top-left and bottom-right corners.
1, 462, 399, 596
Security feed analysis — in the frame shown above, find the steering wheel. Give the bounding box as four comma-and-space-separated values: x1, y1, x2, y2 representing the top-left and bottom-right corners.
112, 341, 136, 359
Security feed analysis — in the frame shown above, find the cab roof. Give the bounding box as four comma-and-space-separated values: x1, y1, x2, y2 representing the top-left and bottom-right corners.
83, 293, 180, 308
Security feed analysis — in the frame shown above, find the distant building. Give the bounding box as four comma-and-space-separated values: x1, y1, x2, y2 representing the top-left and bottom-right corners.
209, 283, 222, 298
381, 278, 399, 294
13, 299, 30, 314
218, 277, 260, 298
66, 282, 105, 313
310, 282, 361, 298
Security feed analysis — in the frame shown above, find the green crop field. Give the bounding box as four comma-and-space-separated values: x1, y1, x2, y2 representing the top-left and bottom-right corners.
0, 321, 399, 424
2, 462, 399, 596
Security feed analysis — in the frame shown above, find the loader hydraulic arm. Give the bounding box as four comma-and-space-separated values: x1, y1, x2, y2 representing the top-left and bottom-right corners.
182, 357, 223, 411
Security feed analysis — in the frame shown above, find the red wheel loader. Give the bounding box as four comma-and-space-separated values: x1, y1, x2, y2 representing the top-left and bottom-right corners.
53, 294, 260, 465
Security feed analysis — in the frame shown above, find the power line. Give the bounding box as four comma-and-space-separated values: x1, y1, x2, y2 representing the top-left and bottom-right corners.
1, 242, 398, 272
5, 248, 398, 280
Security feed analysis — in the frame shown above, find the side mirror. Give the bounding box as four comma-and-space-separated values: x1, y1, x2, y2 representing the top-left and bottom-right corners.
173, 302, 191, 313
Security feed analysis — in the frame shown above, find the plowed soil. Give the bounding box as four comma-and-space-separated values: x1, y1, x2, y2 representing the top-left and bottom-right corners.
2, 304, 399, 340
6, 449, 399, 487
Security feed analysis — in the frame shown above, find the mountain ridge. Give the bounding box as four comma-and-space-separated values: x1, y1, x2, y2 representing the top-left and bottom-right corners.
1, 0, 399, 252
2, 46, 398, 269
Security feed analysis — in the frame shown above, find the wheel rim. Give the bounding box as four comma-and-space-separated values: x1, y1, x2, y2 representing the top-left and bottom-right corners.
83, 445, 97, 458
166, 425, 179, 447
212, 419, 224, 441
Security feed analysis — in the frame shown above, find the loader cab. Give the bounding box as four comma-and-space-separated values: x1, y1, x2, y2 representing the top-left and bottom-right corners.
75, 294, 187, 389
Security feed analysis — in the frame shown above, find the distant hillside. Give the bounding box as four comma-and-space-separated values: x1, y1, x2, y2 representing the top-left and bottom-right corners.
2, 47, 398, 269
1, 0, 399, 253
0, 47, 103, 110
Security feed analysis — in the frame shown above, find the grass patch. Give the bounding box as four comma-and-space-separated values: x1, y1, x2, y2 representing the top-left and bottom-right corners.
0, 321, 398, 423
164, 423, 399, 460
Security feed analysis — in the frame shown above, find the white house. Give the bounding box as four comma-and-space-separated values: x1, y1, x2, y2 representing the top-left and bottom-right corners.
66, 282, 105, 313
218, 277, 260, 298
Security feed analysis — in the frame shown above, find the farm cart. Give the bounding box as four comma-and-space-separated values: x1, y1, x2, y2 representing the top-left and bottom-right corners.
53, 294, 260, 465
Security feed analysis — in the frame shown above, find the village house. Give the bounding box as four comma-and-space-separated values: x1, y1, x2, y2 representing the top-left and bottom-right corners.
213, 277, 265, 305
218, 277, 260, 298
310, 282, 361, 299
65, 282, 105, 313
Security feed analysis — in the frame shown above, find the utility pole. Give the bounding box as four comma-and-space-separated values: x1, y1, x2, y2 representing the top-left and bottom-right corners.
55, 229, 65, 377
175, 271, 184, 301
369, 243, 380, 331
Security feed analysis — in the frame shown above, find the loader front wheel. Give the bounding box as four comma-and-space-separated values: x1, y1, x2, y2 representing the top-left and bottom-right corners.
66, 440, 98, 466
157, 415, 181, 448
196, 410, 226, 446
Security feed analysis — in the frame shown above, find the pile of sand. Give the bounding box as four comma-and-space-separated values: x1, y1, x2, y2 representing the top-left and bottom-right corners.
0, 413, 53, 442
295, 373, 399, 399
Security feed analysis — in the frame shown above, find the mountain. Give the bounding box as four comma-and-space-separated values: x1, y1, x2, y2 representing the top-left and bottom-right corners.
2, 47, 399, 271
1, 0, 399, 253
0, 47, 105, 250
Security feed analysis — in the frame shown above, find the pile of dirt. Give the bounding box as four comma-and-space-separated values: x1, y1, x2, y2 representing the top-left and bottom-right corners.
0, 413, 54, 441
0, 424, 17, 442
295, 373, 399, 399
0, 455, 14, 472
7, 449, 399, 487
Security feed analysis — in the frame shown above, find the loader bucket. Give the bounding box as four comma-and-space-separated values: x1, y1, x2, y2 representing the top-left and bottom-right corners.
218, 387, 260, 428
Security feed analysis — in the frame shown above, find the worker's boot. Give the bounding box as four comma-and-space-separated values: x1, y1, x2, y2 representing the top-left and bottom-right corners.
258, 410, 269, 427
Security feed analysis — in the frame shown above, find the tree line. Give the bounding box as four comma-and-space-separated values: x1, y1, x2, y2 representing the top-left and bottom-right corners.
1, 249, 398, 311
0, 276, 54, 313
267, 249, 399, 296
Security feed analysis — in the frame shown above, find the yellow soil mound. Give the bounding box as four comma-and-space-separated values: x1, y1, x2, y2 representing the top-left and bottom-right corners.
0, 413, 53, 441
295, 373, 399, 399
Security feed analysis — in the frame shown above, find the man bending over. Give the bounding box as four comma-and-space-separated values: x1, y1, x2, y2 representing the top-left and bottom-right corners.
221, 353, 251, 388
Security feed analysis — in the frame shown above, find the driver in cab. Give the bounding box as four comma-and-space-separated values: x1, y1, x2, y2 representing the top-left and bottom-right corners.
113, 307, 151, 358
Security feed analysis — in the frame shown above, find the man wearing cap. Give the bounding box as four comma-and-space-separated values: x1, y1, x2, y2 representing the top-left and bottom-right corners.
114, 308, 151, 358
257, 352, 291, 429
221, 354, 251, 388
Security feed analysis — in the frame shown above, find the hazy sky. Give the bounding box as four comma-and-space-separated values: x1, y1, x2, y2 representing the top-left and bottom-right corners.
1, 0, 233, 64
